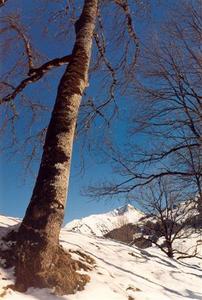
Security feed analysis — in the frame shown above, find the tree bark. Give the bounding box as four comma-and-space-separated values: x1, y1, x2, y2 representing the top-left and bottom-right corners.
197, 192, 202, 226
15, 0, 98, 291
166, 240, 174, 258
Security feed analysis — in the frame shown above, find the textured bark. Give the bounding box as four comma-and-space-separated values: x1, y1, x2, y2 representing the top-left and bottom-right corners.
197, 193, 202, 226
166, 241, 174, 258
15, 0, 98, 292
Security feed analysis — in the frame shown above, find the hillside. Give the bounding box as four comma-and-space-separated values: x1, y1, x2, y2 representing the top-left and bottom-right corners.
64, 202, 201, 253
0, 214, 202, 300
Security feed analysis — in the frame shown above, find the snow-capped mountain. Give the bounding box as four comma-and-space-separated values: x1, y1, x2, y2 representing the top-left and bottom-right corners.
64, 204, 145, 237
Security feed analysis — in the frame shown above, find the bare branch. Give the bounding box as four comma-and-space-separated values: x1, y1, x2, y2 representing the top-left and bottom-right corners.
0, 54, 72, 104
2, 16, 34, 71
115, 0, 140, 72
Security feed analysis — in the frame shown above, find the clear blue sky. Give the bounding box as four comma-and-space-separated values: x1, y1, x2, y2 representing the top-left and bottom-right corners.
0, 0, 172, 223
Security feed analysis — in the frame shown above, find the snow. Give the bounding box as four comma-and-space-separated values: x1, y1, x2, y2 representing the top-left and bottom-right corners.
64, 204, 145, 236
0, 215, 20, 228
0, 214, 202, 300
0, 215, 20, 241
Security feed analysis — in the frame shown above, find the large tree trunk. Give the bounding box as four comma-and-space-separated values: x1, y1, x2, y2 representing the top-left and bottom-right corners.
15, 0, 98, 293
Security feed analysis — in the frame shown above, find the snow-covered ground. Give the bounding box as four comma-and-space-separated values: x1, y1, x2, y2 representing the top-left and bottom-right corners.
0, 215, 202, 300
64, 204, 145, 236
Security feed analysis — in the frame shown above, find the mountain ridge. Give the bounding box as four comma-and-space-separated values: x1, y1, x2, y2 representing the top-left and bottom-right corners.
64, 204, 145, 236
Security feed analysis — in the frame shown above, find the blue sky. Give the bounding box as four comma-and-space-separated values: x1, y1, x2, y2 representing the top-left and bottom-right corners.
0, 0, 172, 223
0, 145, 122, 223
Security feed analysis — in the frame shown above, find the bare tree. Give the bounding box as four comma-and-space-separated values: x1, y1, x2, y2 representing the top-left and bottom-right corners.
0, 0, 99, 294
134, 180, 200, 259
86, 0, 202, 220
14, 0, 99, 293
0, 0, 142, 294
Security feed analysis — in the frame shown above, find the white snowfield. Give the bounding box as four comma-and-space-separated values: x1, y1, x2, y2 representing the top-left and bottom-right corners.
64, 204, 145, 236
0, 214, 202, 300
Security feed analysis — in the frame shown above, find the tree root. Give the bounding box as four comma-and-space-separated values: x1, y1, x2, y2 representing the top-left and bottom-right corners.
0, 229, 95, 296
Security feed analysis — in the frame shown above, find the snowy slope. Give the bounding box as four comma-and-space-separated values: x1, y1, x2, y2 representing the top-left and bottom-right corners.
64, 204, 145, 236
0, 215, 202, 300
0, 215, 20, 239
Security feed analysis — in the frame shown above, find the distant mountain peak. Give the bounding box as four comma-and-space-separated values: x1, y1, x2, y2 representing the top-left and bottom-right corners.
114, 204, 136, 215
64, 204, 144, 237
